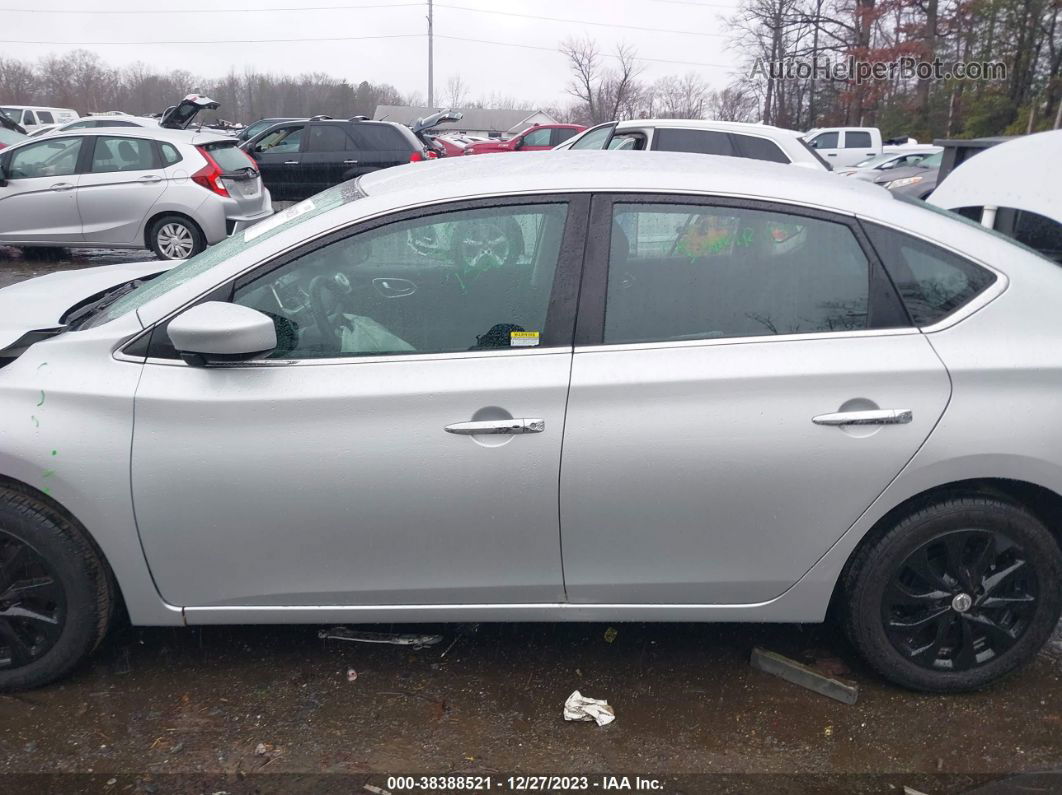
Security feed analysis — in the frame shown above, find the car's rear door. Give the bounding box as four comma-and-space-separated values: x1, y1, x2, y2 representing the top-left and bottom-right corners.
347, 123, 414, 175
77, 135, 168, 245
130, 195, 589, 609
559, 194, 951, 604
300, 123, 358, 194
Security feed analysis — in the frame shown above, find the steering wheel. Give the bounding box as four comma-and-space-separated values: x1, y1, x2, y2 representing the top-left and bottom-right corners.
307, 273, 352, 349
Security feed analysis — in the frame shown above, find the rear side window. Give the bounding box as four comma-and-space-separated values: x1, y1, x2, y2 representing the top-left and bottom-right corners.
307, 124, 353, 153
732, 134, 789, 164
603, 203, 873, 344
91, 137, 156, 172
864, 223, 997, 326
653, 128, 734, 156
845, 131, 873, 148
349, 123, 408, 150
553, 128, 579, 145
37, 111, 54, 124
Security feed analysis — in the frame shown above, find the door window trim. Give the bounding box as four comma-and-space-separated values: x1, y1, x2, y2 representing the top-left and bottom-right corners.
573, 192, 912, 349
126, 193, 592, 366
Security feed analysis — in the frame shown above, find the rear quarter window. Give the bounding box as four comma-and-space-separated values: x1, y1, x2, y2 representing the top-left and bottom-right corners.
864, 222, 997, 326
733, 134, 789, 164
652, 128, 735, 156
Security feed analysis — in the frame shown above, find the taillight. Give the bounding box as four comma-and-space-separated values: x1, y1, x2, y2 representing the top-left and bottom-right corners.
191, 146, 230, 197
409, 150, 435, 163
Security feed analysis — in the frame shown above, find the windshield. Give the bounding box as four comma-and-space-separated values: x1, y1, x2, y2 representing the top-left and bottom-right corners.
81, 179, 366, 329
855, 153, 898, 168
0, 129, 24, 145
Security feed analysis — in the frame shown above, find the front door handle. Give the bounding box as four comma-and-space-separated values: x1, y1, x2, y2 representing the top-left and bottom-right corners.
284, 160, 299, 165
813, 409, 912, 426
342, 159, 358, 165
49, 183, 74, 192
445, 418, 545, 435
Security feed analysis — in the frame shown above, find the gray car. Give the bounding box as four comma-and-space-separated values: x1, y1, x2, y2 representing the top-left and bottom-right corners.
872, 150, 943, 199
1, 151, 1060, 693
0, 127, 272, 259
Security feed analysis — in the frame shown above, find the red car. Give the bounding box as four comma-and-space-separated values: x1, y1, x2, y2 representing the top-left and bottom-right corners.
463, 123, 585, 155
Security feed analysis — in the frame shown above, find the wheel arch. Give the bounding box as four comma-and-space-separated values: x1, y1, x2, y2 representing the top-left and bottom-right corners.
142, 210, 205, 251
829, 477, 1062, 613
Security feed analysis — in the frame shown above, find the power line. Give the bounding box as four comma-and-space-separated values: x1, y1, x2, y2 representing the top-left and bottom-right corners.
0, 2, 419, 13
434, 3, 728, 38
434, 34, 732, 69
0, 33, 425, 45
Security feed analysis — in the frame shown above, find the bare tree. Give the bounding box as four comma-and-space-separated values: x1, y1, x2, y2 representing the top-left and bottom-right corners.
445, 74, 468, 108
560, 36, 644, 123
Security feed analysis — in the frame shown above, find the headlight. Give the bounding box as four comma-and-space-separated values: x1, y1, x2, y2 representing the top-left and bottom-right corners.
884, 175, 923, 190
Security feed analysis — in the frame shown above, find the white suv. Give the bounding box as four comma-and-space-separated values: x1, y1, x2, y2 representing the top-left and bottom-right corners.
557, 119, 830, 170
0, 127, 272, 259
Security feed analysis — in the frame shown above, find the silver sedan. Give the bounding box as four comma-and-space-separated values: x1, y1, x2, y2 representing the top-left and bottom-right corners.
0, 151, 1059, 692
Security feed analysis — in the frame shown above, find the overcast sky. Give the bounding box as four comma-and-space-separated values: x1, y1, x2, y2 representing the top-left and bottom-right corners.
2, 0, 745, 108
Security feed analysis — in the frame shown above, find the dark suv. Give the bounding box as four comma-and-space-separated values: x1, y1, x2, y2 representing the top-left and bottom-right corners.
241, 118, 433, 202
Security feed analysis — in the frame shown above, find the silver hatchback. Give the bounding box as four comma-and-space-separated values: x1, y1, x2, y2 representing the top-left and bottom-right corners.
0, 128, 272, 259
0, 152, 1059, 693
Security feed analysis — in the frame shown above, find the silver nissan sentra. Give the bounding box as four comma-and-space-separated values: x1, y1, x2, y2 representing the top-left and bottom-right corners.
0, 151, 1059, 692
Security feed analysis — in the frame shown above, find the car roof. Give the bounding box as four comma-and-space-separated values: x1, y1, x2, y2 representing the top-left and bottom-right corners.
613, 118, 803, 137
359, 150, 888, 214
19, 127, 233, 146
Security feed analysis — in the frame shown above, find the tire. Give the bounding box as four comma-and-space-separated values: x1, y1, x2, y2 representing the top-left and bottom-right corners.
842, 496, 1062, 692
0, 485, 113, 691
148, 214, 206, 260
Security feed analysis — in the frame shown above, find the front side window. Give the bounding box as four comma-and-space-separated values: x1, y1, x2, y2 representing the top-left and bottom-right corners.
22, 111, 36, 126
255, 125, 303, 153
232, 203, 569, 359
570, 123, 615, 150
652, 128, 734, 156
91, 137, 156, 172
6, 137, 82, 179
604, 203, 872, 344
521, 128, 552, 147
864, 223, 998, 325
809, 131, 839, 149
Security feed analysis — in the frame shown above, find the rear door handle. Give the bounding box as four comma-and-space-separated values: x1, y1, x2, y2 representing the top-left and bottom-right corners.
138, 175, 163, 183
49, 183, 74, 192
813, 409, 912, 426
342, 159, 358, 165
283, 160, 299, 165
445, 418, 545, 435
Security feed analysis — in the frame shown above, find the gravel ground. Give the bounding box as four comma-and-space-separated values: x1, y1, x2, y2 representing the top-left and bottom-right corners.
1, 248, 1060, 794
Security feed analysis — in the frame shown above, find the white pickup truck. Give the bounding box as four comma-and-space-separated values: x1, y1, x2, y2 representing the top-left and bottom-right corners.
802, 127, 919, 168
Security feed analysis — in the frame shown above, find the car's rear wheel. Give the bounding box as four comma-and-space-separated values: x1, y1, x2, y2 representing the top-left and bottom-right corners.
0, 486, 112, 691
148, 214, 205, 260
843, 496, 1062, 692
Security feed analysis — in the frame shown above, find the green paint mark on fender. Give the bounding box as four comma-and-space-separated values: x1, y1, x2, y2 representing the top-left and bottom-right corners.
31, 416, 39, 428
36, 390, 46, 407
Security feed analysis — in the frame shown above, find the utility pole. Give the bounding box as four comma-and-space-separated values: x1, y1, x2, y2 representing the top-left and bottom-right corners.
427, 0, 434, 107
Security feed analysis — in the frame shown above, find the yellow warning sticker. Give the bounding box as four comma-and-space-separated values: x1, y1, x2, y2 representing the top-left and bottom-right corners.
510, 331, 540, 347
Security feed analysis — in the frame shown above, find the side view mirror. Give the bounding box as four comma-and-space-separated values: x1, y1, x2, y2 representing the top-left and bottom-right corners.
167, 302, 277, 366
0, 163, 7, 188
512, 137, 524, 150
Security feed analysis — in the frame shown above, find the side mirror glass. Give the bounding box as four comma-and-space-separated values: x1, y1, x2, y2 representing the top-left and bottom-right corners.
0, 162, 7, 187
167, 301, 277, 366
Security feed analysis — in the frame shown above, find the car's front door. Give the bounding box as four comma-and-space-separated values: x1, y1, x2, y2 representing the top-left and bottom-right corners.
516, 127, 553, 151
130, 196, 588, 608
0, 136, 85, 243
559, 196, 951, 604
77, 136, 168, 245
249, 123, 305, 201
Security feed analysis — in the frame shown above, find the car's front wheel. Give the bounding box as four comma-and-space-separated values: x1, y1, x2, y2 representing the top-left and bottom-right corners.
843, 496, 1062, 692
0, 485, 113, 691
148, 214, 206, 260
